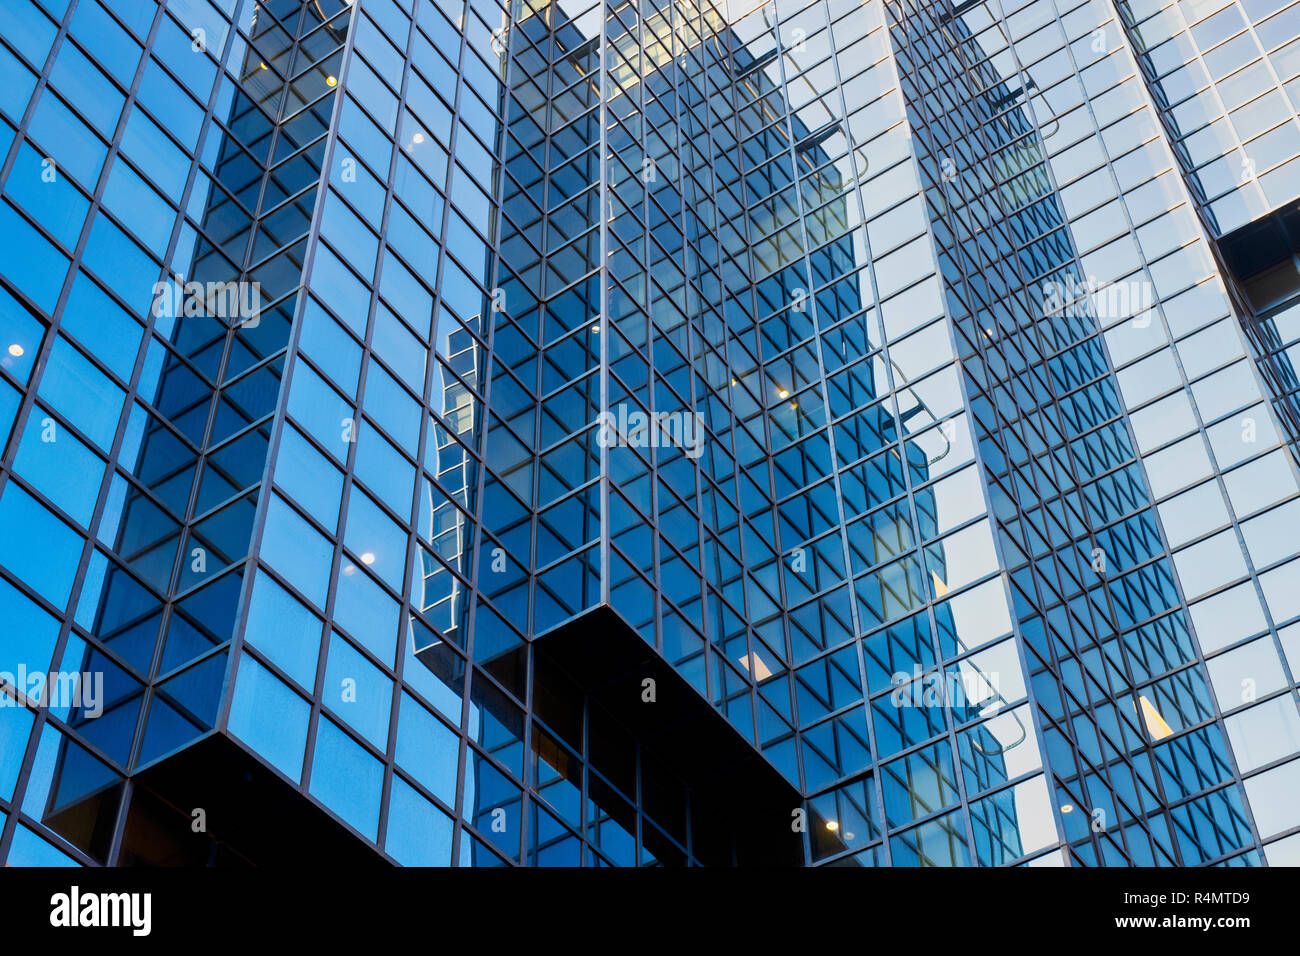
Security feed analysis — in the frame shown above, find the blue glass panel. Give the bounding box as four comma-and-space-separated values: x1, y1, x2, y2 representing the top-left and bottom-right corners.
227, 655, 309, 781
395, 691, 458, 805
259, 494, 333, 610
298, 300, 362, 397
37, 337, 124, 451
59, 273, 143, 381
47, 41, 124, 136
322, 631, 392, 749
68, 0, 140, 80
342, 486, 406, 589
0, 285, 44, 384
5, 143, 90, 249
118, 107, 188, 203
79, 213, 159, 314
309, 245, 371, 337
135, 60, 203, 148
7, 825, 79, 866
362, 362, 420, 450
26, 90, 108, 188
4, 1, 58, 67
0, 201, 69, 314
0, 699, 35, 800
244, 572, 323, 691
890, 809, 970, 867
0, 483, 82, 607
286, 360, 353, 465
13, 408, 104, 526
274, 424, 344, 532
308, 716, 383, 841
384, 774, 453, 866
100, 157, 174, 255
354, 426, 415, 518
332, 565, 399, 666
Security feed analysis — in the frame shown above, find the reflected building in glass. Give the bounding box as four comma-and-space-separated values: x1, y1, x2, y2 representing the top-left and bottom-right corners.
0, 0, 1299, 867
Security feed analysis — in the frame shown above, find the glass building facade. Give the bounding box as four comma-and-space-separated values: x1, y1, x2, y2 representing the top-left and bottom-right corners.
0, 0, 1298, 867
